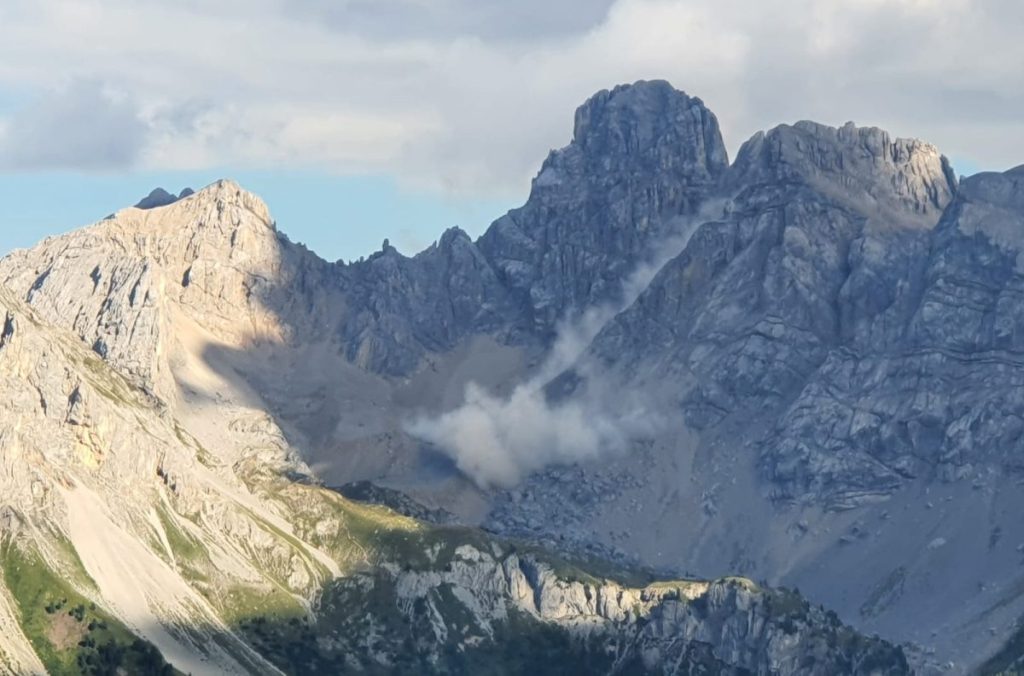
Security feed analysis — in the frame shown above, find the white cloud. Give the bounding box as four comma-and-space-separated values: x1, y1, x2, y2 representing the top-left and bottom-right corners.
0, 0, 1020, 187
0, 79, 149, 170
283, 0, 618, 41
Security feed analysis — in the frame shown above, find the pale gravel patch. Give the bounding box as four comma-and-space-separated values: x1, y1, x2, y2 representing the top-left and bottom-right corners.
62, 486, 275, 676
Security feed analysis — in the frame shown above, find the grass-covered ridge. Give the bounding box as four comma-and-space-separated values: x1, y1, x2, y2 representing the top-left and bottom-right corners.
209, 478, 908, 674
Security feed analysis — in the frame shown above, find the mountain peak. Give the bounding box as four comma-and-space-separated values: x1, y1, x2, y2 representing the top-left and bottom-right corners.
569, 80, 729, 178
134, 187, 195, 210
958, 163, 1024, 214
730, 119, 957, 220
185, 178, 272, 223
134, 187, 178, 210
480, 81, 730, 331
118, 179, 275, 237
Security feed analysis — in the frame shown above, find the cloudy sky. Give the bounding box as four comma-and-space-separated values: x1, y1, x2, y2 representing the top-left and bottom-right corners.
1, 0, 1021, 260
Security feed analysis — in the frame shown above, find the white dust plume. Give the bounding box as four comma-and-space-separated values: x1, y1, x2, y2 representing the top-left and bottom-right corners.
408, 201, 727, 488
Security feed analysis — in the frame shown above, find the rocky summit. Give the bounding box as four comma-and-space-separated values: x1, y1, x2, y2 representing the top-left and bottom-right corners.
0, 79, 1020, 674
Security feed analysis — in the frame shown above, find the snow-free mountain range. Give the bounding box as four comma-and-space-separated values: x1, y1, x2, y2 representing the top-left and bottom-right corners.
0, 80, 1022, 674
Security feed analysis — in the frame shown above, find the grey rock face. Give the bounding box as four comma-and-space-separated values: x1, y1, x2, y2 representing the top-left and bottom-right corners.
372, 550, 908, 675
343, 80, 731, 371
340, 228, 527, 376
478, 80, 728, 334
484, 113, 1020, 667
591, 118, 957, 429
726, 121, 956, 218
764, 165, 1024, 506
483, 117, 1024, 671
0, 181, 517, 390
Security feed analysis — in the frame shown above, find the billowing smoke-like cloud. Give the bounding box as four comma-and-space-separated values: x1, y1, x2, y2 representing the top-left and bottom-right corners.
406, 382, 653, 489
408, 202, 726, 488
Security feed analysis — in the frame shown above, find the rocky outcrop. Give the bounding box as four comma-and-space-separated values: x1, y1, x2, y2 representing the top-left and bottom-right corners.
328, 545, 907, 675
0, 180, 344, 401
334, 481, 458, 525
764, 165, 1024, 505
340, 228, 526, 376
478, 80, 728, 334
726, 121, 956, 219
590, 118, 957, 425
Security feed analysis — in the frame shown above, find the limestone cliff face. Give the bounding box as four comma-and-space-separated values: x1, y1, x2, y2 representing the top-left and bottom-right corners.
0, 81, 728, 389
0, 180, 341, 403
764, 165, 1024, 505
726, 121, 956, 219
589, 118, 957, 428
339, 227, 524, 376
0, 183, 523, 389
375, 548, 907, 675
478, 80, 728, 333
482, 99, 1024, 671
0, 284, 306, 674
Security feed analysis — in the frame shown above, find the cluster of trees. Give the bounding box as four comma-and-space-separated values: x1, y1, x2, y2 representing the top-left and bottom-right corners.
75, 637, 174, 676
